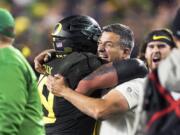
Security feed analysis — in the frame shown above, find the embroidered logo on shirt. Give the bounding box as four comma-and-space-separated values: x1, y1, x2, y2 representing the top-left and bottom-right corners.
127, 87, 132, 93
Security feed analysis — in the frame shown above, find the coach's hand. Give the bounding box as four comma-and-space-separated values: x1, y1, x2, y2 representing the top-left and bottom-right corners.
34, 49, 55, 74
46, 74, 68, 97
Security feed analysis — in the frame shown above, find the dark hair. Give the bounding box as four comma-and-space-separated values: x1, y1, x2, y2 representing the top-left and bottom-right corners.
0, 33, 14, 43
102, 23, 134, 51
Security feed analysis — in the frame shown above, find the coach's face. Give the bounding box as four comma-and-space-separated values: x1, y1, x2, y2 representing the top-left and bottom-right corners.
97, 32, 128, 62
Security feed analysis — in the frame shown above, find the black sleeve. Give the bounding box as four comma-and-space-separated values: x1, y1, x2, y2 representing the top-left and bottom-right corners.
46, 52, 103, 89
113, 58, 148, 84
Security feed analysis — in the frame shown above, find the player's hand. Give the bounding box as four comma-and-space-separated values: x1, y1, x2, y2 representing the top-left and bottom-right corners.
34, 49, 55, 74
46, 74, 68, 96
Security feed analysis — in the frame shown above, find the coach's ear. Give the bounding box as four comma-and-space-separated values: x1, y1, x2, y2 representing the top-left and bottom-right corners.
122, 48, 131, 59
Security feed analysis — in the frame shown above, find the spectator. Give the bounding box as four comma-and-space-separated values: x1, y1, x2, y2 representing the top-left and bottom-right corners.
136, 28, 178, 135
140, 29, 176, 71
0, 8, 45, 135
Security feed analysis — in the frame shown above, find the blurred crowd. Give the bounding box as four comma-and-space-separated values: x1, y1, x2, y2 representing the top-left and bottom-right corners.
0, 0, 180, 70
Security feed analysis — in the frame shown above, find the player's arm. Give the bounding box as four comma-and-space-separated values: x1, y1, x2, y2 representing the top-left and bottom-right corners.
76, 59, 148, 95
0, 65, 28, 134
76, 62, 117, 95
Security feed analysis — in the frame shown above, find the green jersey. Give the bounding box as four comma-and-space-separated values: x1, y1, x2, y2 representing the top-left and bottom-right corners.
0, 46, 45, 135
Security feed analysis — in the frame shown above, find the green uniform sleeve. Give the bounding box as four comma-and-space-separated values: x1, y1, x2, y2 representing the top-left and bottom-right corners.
0, 64, 28, 135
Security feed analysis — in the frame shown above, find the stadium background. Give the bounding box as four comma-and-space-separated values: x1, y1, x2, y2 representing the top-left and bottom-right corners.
0, 0, 179, 75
